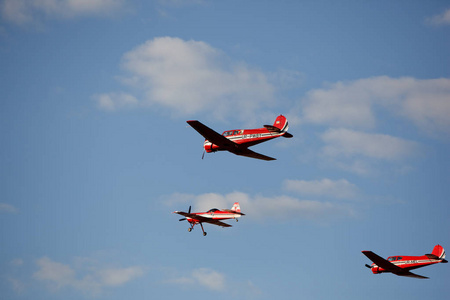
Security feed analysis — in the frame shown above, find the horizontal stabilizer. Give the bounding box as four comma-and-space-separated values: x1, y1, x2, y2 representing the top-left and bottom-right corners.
264, 125, 281, 132
425, 254, 439, 259
264, 124, 293, 138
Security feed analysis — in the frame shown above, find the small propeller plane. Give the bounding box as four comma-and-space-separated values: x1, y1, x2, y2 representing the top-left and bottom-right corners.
173, 202, 245, 236
362, 244, 447, 279
186, 114, 293, 161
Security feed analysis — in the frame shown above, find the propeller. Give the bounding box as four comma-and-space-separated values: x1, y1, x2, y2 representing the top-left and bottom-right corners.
365, 264, 372, 269
202, 150, 205, 159
179, 206, 191, 222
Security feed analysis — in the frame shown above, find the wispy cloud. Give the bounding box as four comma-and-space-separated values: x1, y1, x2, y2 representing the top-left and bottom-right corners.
283, 178, 359, 199
0, 203, 17, 213
93, 92, 139, 111
166, 190, 355, 222
320, 128, 419, 161
299, 76, 450, 138
425, 8, 450, 26
164, 267, 262, 297
96, 37, 276, 123
318, 128, 419, 175
33, 257, 144, 296
167, 268, 226, 291
0, 0, 126, 26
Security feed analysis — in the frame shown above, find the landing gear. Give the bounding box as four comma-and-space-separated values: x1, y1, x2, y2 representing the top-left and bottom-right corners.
200, 223, 207, 237
187, 222, 207, 236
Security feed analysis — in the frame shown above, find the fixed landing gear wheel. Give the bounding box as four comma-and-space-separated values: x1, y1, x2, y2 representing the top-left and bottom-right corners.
188, 228, 192, 232
203, 232, 207, 236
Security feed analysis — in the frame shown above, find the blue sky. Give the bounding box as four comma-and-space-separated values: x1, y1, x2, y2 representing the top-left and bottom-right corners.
1, 1, 449, 299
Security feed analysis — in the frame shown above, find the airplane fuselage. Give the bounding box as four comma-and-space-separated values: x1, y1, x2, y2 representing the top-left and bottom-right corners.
186, 209, 242, 224
369, 255, 443, 274
204, 128, 285, 153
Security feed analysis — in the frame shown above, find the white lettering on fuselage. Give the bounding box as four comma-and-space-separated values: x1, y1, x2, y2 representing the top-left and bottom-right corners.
243, 134, 262, 139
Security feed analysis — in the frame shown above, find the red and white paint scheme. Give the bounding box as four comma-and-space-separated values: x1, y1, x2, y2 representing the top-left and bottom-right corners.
173, 202, 245, 236
187, 115, 293, 161
362, 244, 447, 279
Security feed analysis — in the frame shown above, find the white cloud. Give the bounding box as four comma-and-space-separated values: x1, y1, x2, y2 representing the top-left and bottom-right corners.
100, 37, 275, 122
93, 92, 139, 111
316, 128, 420, 175
283, 178, 358, 199
165, 267, 260, 295
33, 257, 144, 295
96, 267, 145, 286
0, 0, 125, 25
320, 128, 419, 161
0, 203, 17, 213
167, 268, 225, 291
167, 191, 355, 222
191, 268, 225, 291
425, 8, 450, 26
34, 257, 76, 290
11, 258, 24, 266
302, 82, 375, 129
300, 76, 450, 137
7, 277, 26, 294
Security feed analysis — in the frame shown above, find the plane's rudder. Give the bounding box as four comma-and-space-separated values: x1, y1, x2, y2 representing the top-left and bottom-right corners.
273, 115, 288, 131
431, 245, 446, 260
231, 202, 241, 213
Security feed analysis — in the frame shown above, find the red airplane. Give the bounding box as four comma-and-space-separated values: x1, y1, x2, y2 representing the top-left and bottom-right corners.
186, 114, 293, 161
362, 244, 447, 279
173, 202, 245, 236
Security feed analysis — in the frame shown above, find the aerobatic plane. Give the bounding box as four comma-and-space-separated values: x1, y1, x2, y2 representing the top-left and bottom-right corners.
186, 114, 293, 161
173, 202, 245, 236
362, 244, 447, 279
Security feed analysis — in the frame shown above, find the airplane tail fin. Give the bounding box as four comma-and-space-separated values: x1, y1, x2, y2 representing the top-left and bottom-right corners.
273, 115, 289, 131
231, 202, 241, 213
426, 245, 447, 262
264, 115, 293, 138
431, 245, 446, 260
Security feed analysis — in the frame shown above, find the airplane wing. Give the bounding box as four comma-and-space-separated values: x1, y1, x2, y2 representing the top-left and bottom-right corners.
362, 251, 428, 279
231, 148, 276, 161
174, 211, 232, 227
186, 120, 237, 149
399, 272, 429, 279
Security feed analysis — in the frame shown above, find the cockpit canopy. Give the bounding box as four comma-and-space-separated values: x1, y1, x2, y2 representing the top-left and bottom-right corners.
387, 256, 403, 261
222, 130, 241, 136
207, 208, 220, 213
